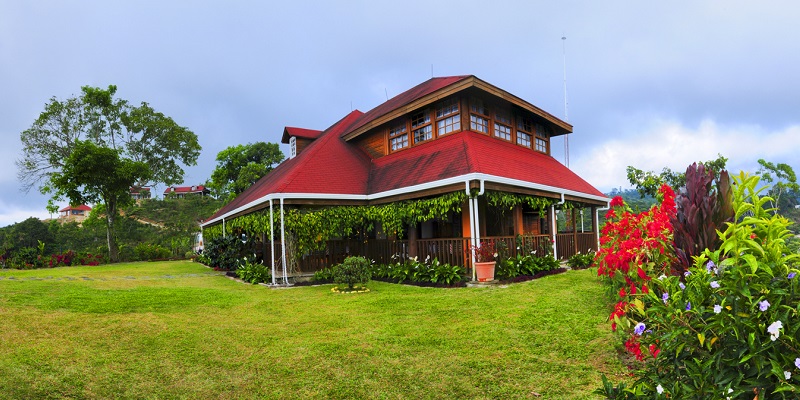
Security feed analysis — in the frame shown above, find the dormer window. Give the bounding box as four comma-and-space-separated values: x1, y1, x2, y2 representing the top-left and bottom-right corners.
469, 97, 489, 134
494, 109, 512, 141
289, 136, 297, 159
435, 98, 460, 136
411, 109, 432, 144
389, 121, 409, 152
516, 116, 533, 148
535, 124, 549, 153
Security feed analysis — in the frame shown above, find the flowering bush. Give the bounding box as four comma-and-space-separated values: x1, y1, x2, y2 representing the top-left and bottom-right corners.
598, 172, 800, 398
595, 183, 676, 338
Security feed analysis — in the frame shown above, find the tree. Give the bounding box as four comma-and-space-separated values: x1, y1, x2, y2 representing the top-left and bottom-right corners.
756, 158, 799, 214
626, 154, 728, 198
17, 85, 201, 261
207, 142, 284, 203
52, 140, 150, 261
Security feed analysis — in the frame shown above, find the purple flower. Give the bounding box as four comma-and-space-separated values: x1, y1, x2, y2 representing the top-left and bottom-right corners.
795, 358, 800, 369
679, 282, 686, 290
710, 281, 720, 289
759, 300, 770, 312
684, 271, 692, 277
713, 304, 722, 314
686, 302, 692, 311
633, 322, 646, 335
706, 260, 716, 273
662, 292, 669, 304
789, 272, 796, 279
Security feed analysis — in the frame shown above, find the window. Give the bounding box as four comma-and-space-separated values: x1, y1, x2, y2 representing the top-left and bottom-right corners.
289, 136, 297, 158
389, 122, 409, 151
516, 116, 533, 148
535, 123, 549, 153
411, 109, 432, 144
435, 98, 460, 136
494, 109, 512, 141
469, 98, 490, 133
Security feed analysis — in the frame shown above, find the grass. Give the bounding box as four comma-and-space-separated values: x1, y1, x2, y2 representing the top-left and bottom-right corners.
0, 261, 626, 399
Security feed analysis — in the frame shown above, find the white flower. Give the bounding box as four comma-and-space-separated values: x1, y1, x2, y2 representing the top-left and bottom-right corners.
493, 253, 498, 258
658, 274, 667, 280
656, 384, 664, 394
713, 304, 722, 314
785, 371, 792, 380
767, 320, 783, 341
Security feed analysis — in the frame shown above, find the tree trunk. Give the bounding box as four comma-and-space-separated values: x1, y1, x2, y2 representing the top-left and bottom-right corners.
105, 199, 120, 262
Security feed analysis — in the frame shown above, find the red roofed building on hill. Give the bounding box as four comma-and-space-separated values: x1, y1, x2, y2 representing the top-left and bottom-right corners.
58, 204, 92, 224
201, 75, 609, 283
164, 185, 210, 198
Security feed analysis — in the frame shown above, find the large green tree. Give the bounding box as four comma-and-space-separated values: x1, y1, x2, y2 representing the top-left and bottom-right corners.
16, 85, 201, 262
756, 158, 799, 214
207, 142, 284, 203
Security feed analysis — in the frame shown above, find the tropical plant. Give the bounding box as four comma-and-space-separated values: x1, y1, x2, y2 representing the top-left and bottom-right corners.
670, 162, 734, 274
608, 172, 800, 398
202, 235, 247, 270
566, 251, 595, 270
236, 256, 271, 284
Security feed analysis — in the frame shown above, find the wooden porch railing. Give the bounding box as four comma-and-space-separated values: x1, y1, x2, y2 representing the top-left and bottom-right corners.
261, 232, 598, 273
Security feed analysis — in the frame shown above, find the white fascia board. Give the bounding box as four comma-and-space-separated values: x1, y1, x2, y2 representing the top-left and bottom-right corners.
201, 173, 609, 227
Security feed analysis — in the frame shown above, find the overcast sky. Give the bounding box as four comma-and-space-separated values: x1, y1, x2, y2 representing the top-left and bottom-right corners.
2, 1, 799, 227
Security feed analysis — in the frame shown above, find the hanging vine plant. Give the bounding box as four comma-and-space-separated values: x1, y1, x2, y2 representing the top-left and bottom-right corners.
484, 190, 556, 214
203, 191, 467, 257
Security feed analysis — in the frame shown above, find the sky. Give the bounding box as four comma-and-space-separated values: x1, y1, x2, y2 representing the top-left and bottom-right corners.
2, 1, 799, 227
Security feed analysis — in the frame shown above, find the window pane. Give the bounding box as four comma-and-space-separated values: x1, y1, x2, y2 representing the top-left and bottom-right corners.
413, 125, 432, 143
495, 109, 511, 125
494, 123, 511, 141
535, 137, 547, 152
437, 115, 460, 135
411, 110, 430, 128
389, 123, 407, 138
517, 131, 531, 147
470, 114, 489, 133
391, 134, 409, 151
470, 98, 487, 116
436, 98, 459, 118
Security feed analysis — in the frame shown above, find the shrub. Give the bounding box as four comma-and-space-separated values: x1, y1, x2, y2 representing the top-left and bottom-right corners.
312, 267, 336, 283
236, 256, 271, 284
203, 235, 247, 270
566, 251, 595, 269
332, 256, 372, 289
133, 243, 171, 261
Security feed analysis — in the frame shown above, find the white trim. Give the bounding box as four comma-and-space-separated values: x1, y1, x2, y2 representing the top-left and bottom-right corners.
280, 198, 288, 285
269, 199, 276, 285
201, 172, 609, 228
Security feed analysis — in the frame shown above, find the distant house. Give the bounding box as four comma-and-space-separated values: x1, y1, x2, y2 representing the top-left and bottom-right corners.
130, 187, 151, 201
58, 205, 92, 224
164, 185, 210, 199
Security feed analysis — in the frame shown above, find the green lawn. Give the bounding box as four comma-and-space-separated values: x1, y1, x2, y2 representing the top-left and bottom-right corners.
0, 261, 626, 399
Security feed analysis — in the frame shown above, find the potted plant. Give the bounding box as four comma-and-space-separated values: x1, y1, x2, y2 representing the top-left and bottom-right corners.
469, 241, 497, 282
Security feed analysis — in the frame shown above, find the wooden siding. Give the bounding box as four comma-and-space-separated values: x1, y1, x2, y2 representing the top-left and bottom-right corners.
353, 129, 386, 159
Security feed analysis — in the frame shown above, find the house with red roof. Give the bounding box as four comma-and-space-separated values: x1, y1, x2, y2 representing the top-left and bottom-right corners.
130, 186, 151, 201
201, 75, 608, 282
58, 204, 92, 224
164, 185, 210, 198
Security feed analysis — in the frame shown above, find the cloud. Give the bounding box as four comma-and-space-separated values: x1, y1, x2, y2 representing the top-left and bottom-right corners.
0, 200, 50, 228
571, 118, 800, 192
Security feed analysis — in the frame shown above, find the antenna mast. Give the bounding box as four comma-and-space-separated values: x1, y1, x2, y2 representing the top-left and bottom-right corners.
562, 35, 570, 168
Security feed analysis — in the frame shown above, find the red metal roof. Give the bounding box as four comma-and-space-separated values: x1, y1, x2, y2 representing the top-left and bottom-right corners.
59, 204, 92, 212
343, 75, 471, 138
281, 127, 323, 144
205, 76, 605, 224
164, 185, 208, 194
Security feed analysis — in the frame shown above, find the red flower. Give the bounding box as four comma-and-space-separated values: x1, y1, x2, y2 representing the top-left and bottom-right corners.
619, 287, 627, 297
649, 344, 660, 358
610, 196, 625, 208
637, 267, 651, 281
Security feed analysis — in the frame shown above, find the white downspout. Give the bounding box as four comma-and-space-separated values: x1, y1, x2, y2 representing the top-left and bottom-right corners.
472, 180, 485, 281
269, 199, 276, 285
466, 182, 477, 281
280, 197, 288, 285
222, 218, 226, 238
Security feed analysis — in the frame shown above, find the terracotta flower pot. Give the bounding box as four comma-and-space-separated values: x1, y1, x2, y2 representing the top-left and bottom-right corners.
475, 261, 496, 282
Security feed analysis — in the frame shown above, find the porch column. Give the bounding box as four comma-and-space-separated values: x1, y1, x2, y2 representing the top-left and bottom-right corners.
513, 206, 524, 236
550, 205, 557, 259
408, 223, 418, 259
280, 198, 288, 284
270, 200, 276, 285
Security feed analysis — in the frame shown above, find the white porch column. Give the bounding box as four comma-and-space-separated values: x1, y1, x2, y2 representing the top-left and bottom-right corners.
468, 196, 477, 281
280, 198, 288, 285
550, 205, 558, 259
269, 199, 276, 285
